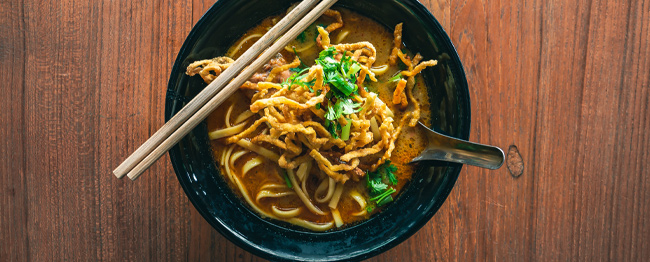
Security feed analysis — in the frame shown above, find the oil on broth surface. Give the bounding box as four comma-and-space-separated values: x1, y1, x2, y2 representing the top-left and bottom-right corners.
206, 7, 432, 229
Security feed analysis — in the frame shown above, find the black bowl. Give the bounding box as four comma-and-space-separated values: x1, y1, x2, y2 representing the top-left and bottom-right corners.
165, 0, 470, 261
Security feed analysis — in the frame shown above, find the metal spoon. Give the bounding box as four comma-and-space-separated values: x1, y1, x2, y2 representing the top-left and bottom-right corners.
410, 122, 505, 169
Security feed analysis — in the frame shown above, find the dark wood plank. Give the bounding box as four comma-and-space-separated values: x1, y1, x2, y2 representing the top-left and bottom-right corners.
572, 0, 650, 261
529, 0, 598, 260
446, 0, 544, 260
0, 0, 28, 261
96, 0, 193, 261
20, 0, 102, 260
609, 3, 650, 261
450, 0, 650, 261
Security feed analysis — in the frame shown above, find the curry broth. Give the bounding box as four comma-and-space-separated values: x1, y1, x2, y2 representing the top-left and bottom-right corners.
207, 8, 431, 228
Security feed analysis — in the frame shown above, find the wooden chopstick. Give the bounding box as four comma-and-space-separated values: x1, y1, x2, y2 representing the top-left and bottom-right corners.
115, 0, 339, 180
112, 0, 321, 179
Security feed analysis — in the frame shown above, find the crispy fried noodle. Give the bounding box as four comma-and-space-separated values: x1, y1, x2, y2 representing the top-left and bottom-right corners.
185, 9, 438, 231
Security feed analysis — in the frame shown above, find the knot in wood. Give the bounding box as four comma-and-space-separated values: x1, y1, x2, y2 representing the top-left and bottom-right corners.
506, 145, 524, 178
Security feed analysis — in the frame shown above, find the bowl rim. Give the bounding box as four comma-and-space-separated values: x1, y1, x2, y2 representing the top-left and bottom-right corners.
165, 0, 471, 261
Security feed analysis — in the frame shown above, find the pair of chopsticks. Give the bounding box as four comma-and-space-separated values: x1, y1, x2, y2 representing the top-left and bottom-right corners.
114, 0, 339, 180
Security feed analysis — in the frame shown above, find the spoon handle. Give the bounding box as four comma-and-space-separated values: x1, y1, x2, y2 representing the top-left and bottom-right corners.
411, 123, 505, 170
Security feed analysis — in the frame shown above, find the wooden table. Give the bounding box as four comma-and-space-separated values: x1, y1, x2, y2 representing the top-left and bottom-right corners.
2, 0, 649, 261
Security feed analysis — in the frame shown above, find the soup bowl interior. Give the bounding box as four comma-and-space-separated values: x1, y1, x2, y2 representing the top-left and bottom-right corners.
165, 0, 470, 261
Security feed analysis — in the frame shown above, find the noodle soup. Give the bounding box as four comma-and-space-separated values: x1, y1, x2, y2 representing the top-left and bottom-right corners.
188, 7, 435, 231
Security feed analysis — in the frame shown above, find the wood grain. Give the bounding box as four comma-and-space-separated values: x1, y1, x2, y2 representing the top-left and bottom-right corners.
1, 0, 649, 261
0, 0, 27, 260
96, 0, 192, 261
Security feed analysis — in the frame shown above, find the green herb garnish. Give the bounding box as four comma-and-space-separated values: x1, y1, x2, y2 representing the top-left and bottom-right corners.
388, 72, 403, 82
295, 24, 321, 43
369, 188, 396, 206
285, 47, 372, 138
324, 98, 361, 121
296, 31, 306, 43
341, 119, 352, 141
365, 161, 399, 209
282, 67, 315, 91
326, 121, 341, 139
311, 47, 370, 137
366, 172, 388, 195
315, 46, 360, 96
283, 171, 293, 189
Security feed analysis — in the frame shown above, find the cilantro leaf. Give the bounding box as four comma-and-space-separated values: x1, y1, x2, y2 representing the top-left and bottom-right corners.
318, 46, 337, 59
315, 47, 360, 96
313, 47, 366, 137
324, 105, 338, 121
325, 121, 340, 139
369, 179, 388, 194
338, 98, 362, 115
282, 67, 312, 90
382, 160, 398, 185
365, 161, 399, 210
323, 98, 361, 128
366, 170, 387, 195
387, 169, 398, 185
